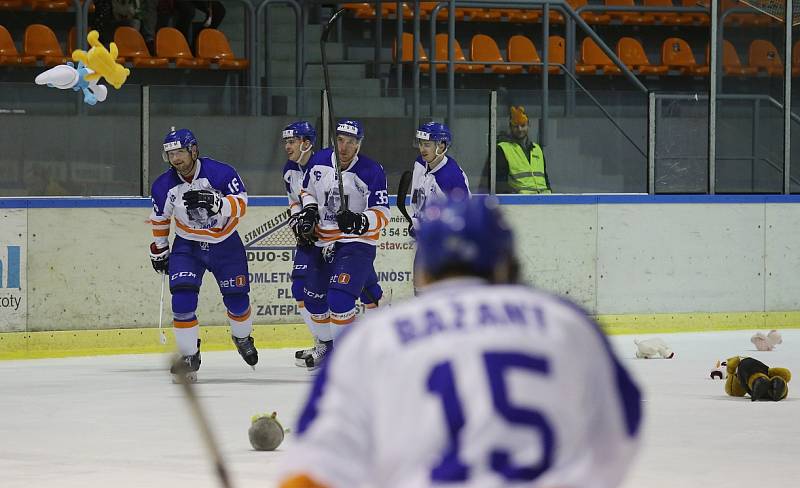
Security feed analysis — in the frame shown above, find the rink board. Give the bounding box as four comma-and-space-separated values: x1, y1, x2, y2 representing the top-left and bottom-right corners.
2, 195, 800, 357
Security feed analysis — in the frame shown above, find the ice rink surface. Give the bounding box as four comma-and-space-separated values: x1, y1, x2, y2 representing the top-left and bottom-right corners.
2, 329, 800, 488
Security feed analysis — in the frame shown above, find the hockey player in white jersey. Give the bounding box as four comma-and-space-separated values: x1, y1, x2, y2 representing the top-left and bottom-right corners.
282, 121, 329, 367
409, 121, 470, 235
280, 196, 642, 488
294, 119, 390, 369
149, 128, 258, 382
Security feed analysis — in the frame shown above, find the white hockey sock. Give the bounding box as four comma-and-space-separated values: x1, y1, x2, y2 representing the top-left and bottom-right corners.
174, 325, 200, 356
330, 323, 350, 341
299, 303, 319, 339
310, 311, 334, 341
228, 307, 253, 339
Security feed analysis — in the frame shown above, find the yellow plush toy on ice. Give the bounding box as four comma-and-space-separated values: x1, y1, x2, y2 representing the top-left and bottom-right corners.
71, 30, 130, 89
724, 356, 791, 401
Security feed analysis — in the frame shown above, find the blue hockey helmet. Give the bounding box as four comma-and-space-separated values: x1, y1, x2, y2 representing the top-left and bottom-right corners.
416, 196, 514, 279
416, 121, 452, 146
282, 121, 317, 145
162, 128, 197, 162
336, 119, 364, 140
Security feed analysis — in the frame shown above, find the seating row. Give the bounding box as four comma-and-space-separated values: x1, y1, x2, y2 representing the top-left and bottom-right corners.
345, 0, 776, 26
0, 24, 248, 69
0, 0, 92, 12
396, 32, 799, 77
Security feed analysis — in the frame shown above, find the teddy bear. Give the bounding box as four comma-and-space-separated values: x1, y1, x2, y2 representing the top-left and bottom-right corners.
724, 356, 791, 401
634, 337, 674, 359
751, 330, 782, 351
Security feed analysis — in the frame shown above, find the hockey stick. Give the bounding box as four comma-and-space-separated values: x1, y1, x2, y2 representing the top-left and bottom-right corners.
396, 170, 413, 225
173, 356, 234, 488
158, 273, 167, 344
321, 8, 347, 212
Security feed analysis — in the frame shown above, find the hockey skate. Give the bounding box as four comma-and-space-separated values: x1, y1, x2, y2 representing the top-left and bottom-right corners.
305, 340, 331, 371
232, 335, 259, 368
295, 337, 321, 367
171, 339, 201, 384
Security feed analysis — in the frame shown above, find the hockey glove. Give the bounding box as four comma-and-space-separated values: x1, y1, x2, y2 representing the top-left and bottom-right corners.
183, 189, 222, 215
408, 222, 416, 239
288, 212, 316, 246
296, 204, 320, 243
149, 243, 170, 274
336, 210, 369, 235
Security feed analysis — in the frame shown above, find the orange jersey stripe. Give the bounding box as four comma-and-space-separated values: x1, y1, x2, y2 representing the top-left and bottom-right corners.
331, 316, 355, 325
225, 195, 238, 218
174, 319, 198, 329
175, 217, 239, 239
280, 475, 330, 488
227, 306, 252, 322
311, 315, 330, 324
152, 229, 170, 237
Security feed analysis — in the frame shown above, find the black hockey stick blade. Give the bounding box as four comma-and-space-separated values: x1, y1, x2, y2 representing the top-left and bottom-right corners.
396, 170, 413, 225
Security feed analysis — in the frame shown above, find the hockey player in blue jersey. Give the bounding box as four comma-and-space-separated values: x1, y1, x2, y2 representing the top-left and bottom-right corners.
280, 196, 642, 488
294, 119, 389, 370
149, 128, 258, 382
409, 121, 471, 235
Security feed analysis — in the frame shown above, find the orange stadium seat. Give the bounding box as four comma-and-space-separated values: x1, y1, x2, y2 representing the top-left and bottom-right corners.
0, 25, 36, 65
722, 0, 771, 26
196, 29, 249, 69
67, 26, 76, 55
340, 3, 375, 19
419, 2, 466, 21
643, 0, 694, 25
679, 0, 710, 25
546, 35, 566, 73
114, 26, 168, 67
0, 0, 24, 9
24, 24, 70, 65
793, 40, 800, 77
427, 33, 483, 73
461, 8, 502, 21
471, 34, 521, 74
576, 37, 622, 75
508, 35, 541, 72
662, 37, 708, 75
719, 40, 757, 76
605, 0, 656, 24
748, 39, 783, 76
394, 32, 428, 64
505, 8, 541, 22
28, 0, 70, 11
616, 37, 668, 75
568, 0, 611, 24
156, 27, 209, 68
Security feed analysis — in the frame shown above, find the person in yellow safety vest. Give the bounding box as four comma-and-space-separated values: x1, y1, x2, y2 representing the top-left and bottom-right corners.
496, 106, 551, 194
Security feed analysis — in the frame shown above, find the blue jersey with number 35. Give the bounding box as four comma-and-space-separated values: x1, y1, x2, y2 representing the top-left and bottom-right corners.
280, 278, 642, 488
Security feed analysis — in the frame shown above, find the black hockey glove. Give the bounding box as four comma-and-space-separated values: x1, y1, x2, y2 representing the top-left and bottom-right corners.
288, 212, 316, 246
408, 222, 416, 239
149, 243, 170, 274
183, 189, 222, 216
296, 204, 320, 243
336, 210, 369, 235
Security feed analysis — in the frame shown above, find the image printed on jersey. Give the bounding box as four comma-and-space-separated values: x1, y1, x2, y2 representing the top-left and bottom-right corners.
168, 234, 250, 295
150, 158, 248, 246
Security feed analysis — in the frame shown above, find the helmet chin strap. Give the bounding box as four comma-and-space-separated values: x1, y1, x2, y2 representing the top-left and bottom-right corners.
297, 141, 313, 164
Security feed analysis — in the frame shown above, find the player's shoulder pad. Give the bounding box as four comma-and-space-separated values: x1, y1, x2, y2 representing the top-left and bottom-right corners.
282, 159, 300, 175
198, 157, 242, 189
151, 167, 180, 198
307, 147, 334, 168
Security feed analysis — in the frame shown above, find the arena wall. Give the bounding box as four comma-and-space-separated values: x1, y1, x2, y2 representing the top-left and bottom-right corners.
2, 195, 800, 345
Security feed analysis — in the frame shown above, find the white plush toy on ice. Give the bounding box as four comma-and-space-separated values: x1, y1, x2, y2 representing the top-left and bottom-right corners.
634, 337, 675, 359
751, 330, 782, 351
